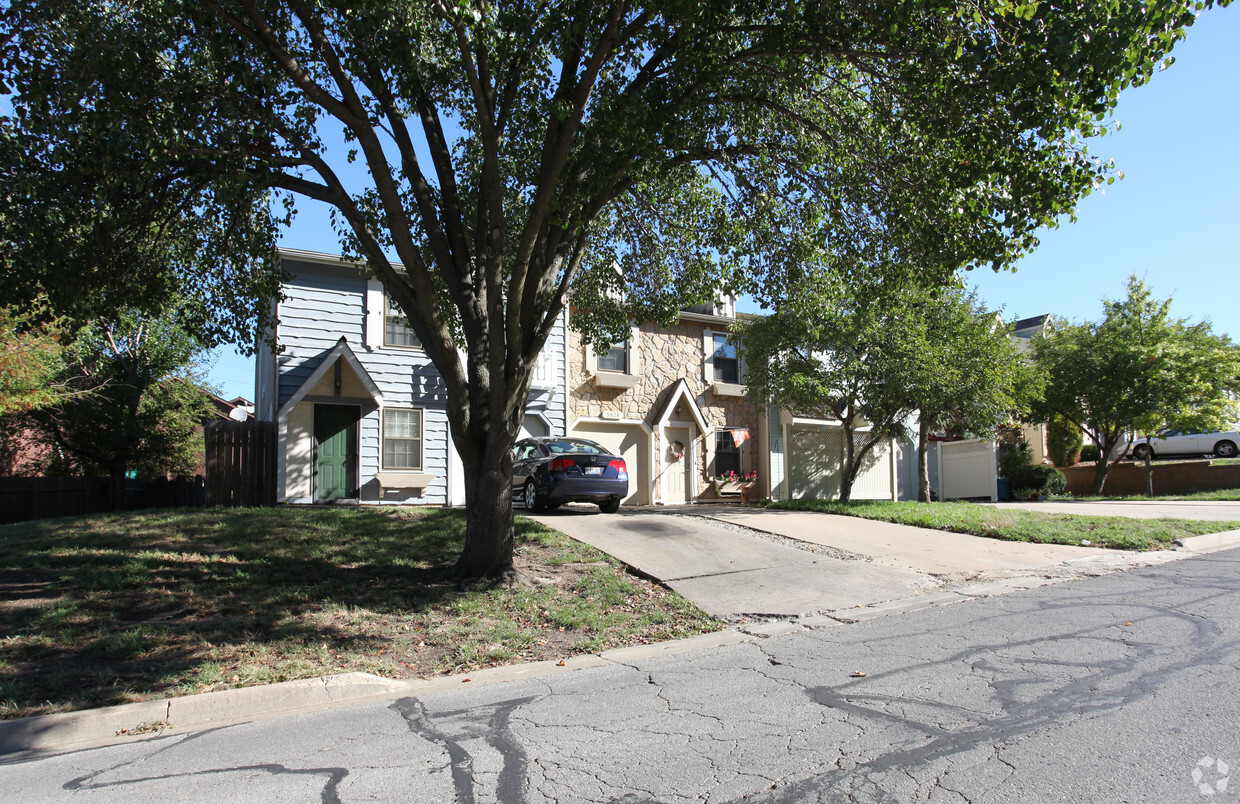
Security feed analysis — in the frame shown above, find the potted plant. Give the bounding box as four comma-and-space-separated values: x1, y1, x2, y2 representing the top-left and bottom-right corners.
714, 469, 758, 496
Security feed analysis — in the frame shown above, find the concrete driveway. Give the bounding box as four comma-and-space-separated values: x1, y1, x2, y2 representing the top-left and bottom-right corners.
983, 500, 1240, 521
527, 506, 929, 619
526, 505, 1179, 621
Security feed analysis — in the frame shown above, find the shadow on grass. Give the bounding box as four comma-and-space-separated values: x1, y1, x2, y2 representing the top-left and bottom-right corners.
0, 507, 504, 716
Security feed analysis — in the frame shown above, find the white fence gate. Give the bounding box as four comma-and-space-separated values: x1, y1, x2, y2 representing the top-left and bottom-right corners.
786, 426, 895, 501
936, 439, 997, 501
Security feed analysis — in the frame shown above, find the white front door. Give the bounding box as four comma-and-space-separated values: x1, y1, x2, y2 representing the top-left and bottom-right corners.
663, 425, 693, 504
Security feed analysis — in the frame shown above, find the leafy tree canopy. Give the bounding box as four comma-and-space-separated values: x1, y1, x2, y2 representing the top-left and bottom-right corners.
0, 0, 1217, 576
0, 295, 76, 415
1031, 275, 1240, 495
737, 276, 1034, 501
25, 305, 216, 483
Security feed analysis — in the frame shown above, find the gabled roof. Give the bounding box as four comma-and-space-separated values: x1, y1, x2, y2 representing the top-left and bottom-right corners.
651, 379, 711, 432
277, 337, 383, 418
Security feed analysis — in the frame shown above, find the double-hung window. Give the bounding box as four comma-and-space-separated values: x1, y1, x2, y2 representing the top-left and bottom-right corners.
597, 340, 629, 373
385, 295, 421, 348
714, 432, 741, 476
712, 334, 739, 384
382, 408, 423, 470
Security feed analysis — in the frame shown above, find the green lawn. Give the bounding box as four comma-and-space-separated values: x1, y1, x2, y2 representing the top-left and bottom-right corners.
765, 499, 1240, 551
0, 507, 720, 720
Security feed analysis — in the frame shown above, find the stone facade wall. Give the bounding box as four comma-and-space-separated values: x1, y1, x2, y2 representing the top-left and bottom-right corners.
569, 317, 761, 498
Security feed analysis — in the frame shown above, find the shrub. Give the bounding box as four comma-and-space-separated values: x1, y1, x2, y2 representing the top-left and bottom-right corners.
1009, 464, 1067, 499
998, 438, 1032, 480
1080, 444, 1101, 463
1047, 415, 1084, 466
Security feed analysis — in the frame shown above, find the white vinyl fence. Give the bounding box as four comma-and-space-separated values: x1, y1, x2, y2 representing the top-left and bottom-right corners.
936, 438, 997, 501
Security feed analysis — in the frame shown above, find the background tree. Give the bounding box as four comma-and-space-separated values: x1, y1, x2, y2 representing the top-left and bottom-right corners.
905, 290, 1041, 502
1031, 276, 1240, 496
738, 279, 1034, 502
26, 308, 215, 500
1, 1, 1213, 577
0, 296, 76, 415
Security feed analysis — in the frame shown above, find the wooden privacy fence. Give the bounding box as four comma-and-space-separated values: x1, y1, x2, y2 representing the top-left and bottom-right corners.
204, 419, 277, 507
0, 476, 206, 525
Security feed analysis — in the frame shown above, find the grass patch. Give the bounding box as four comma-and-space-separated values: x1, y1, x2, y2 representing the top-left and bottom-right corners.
764, 499, 1240, 551
0, 507, 720, 720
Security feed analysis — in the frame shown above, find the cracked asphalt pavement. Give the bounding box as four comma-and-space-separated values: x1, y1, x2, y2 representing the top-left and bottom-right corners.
4, 547, 1239, 802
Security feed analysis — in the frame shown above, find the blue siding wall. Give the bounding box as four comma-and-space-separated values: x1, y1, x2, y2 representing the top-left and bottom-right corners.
277, 258, 448, 505
273, 256, 570, 505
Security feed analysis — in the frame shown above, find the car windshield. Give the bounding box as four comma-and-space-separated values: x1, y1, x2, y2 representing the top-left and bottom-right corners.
544, 438, 606, 455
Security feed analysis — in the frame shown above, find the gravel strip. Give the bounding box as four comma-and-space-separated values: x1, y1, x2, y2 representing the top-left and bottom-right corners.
662, 512, 871, 562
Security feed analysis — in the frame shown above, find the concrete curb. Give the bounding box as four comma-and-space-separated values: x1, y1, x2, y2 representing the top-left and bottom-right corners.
1174, 528, 1240, 553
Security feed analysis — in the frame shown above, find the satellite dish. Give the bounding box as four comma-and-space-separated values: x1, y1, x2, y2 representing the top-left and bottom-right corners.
228, 407, 250, 422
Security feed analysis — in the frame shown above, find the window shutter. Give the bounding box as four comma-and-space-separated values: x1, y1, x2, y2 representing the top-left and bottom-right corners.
585, 340, 598, 374
365, 280, 384, 348
629, 325, 642, 376
704, 428, 717, 478
703, 328, 713, 382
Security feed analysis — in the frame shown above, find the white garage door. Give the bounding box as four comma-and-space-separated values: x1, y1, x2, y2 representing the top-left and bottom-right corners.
519, 415, 549, 440
787, 426, 893, 501
570, 423, 649, 505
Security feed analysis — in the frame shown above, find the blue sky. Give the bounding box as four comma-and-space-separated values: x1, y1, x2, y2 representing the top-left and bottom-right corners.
208, 6, 1239, 401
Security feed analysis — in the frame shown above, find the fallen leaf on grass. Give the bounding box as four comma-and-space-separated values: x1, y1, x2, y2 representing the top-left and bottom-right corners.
850, 671, 866, 678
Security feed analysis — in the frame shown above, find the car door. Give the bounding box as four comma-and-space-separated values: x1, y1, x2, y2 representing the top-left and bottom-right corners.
512, 441, 541, 494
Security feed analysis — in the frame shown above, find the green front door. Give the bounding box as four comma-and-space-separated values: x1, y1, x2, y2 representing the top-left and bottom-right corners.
314, 405, 358, 501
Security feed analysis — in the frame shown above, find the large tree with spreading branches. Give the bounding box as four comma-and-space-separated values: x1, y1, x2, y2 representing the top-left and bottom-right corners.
0, 0, 1216, 578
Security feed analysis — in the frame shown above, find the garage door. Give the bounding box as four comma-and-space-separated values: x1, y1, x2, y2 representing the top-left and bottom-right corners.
787, 426, 893, 501
570, 423, 649, 505
519, 415, 549, 440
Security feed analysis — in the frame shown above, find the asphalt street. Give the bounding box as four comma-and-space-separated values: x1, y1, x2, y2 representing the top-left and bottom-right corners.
4, 547, 1238, 803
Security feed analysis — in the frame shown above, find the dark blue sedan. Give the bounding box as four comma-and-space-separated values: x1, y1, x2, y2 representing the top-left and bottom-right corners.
513, 437, 629, 513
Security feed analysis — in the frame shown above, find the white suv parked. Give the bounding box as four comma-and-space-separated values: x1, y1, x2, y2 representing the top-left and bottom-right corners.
1129, 429, 1240, 461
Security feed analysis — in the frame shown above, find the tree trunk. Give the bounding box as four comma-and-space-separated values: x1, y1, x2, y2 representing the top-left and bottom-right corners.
454, 459, 517, 581
917, 415, 931, 503
1089, 453, 1110, 496
838, 411, 856, 503
1143, 439, 1154, 497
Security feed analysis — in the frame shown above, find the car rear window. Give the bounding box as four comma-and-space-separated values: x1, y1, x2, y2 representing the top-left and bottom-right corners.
545, 439, 606, 455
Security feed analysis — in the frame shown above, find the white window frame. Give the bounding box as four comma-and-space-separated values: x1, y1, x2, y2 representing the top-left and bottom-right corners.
382, 407, 425, 471
384, 294, 422, 350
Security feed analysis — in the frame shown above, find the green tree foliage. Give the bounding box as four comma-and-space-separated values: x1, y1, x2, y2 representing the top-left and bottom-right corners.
1031, 276, 1240, 496
0, 1, 1214, 576
0, 296, 75, 415
26, 308, 215, 489
905, 289, 1042, 502
738, 279, 1033, 502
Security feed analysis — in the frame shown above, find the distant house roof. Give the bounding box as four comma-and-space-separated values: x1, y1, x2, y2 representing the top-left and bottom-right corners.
1012, 314, 1050, 338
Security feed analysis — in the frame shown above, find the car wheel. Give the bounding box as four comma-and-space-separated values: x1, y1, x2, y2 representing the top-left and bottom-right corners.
1215, 441, 1238, 458
598, 497, 621, 514
1132, 443, 1152, 461
523, 480, 547, 513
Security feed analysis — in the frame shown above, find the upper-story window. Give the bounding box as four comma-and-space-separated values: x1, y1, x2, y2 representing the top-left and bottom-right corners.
385, 295, 421, 348
713, 334, 738, 384
597, 340, 629, 373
